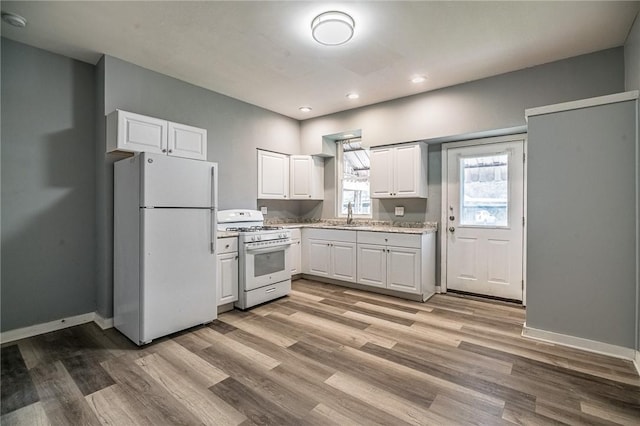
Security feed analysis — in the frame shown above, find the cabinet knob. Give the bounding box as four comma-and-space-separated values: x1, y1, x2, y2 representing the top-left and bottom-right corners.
309, 195, 311, 198
168, 149, 173, 153
162, 149, 167, 153
449, 227, 455, 233
225, 244, 230, 248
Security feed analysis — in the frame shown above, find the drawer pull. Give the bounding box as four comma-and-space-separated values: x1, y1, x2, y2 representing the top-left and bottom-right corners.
265, 288, 276, 293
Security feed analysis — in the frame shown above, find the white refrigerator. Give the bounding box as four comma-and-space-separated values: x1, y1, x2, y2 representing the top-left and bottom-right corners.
114, 152, 217, 345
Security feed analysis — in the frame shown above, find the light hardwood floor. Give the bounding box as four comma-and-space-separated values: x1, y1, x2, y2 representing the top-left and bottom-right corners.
2, 279, 639, 425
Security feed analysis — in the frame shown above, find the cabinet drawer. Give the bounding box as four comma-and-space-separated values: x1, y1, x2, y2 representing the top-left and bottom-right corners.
216, 237, 238, 254
289, 228, 301, 240
357, 231, 421, 248
303, 228, 357, 243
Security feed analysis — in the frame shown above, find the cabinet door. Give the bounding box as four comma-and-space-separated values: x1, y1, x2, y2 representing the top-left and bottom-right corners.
258, 151, 289, 199
331, 242, 357, 282
307, 239, 331, 277
290, 155, 312, 199
290, 239, 302, 275
370, 148, 394, 198
168, 122, 207, 161
394, 145, 420, 197
217, 252, 239, 305
387, 246, 421, 294
117, 110, 167, 154
357, 244, 387, 288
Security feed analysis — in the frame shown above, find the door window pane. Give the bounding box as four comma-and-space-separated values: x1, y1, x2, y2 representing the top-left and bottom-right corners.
459, 154, 508, 227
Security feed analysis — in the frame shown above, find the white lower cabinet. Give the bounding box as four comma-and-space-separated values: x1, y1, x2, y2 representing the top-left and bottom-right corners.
302, 228, 435, 300
289, 229, 302, 275
302, 229, 357, 283
357, 244, 421, 293
216, 237, 238, 306
356, 244, 387, 288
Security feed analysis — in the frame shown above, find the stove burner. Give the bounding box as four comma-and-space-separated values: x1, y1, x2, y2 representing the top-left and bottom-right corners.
226, 225, 283, 232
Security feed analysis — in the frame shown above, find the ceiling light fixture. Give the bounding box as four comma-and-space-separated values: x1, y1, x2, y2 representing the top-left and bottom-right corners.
346, 93, 359, 100
299, 106, 312, 112
1, 11, 27, 28
311, 11, 355, 46
411, 75, 427, 83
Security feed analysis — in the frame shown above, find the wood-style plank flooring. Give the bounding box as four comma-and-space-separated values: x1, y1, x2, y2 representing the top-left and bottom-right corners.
2, 279, 639, 425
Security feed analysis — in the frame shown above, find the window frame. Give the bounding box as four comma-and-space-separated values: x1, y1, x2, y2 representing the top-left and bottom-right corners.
336, 139, 372, 218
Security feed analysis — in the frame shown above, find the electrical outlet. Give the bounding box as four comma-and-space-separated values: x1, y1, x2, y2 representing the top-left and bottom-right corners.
260, 206, 268, 214
395, 206, 405, 217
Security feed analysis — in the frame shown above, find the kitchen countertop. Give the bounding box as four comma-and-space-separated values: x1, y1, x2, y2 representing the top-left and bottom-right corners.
218, 231, 239, 238
274, 222, 438, 235
218, 222, 438, 237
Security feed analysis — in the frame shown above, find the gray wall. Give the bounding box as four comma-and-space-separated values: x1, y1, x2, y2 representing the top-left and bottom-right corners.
624, 12, 640, 352
301, 48, 625, 153
95, 55, 301, 318
1, 39, 96, 331
625, 12, 640, 92
526, 100, 637, 349
301, 48, 625, 225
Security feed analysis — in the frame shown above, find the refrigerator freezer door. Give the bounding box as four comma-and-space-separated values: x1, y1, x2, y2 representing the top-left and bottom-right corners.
140, 208, 216, 343
141, 152, 216, 208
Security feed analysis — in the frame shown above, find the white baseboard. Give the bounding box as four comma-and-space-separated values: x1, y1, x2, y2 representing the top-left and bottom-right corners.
93, 312, 114, 330
522, 324, 636, 361
1, 312, 115, 344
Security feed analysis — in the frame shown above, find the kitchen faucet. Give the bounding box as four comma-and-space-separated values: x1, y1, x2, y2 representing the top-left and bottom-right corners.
347, 201, 353, 224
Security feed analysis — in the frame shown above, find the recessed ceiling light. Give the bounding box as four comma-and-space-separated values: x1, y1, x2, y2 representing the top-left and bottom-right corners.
411, 75, 427, 83
342, 133, 355, 138
311, 11, 355, 46
346, 93, 359, 100
299, 106, 312, 112
1, 12, 27, 28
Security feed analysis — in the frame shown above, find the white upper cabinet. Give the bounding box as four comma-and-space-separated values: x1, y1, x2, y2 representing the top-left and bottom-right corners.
107, 110, 207, 161
257, 150, 289, 199
257, 151, 324, 200
167, 122, 207, 161
290, 155, 324, 200
370, 142, 428, 198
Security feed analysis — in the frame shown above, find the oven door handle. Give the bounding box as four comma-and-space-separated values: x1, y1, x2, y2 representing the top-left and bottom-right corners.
245, 243, 292, 254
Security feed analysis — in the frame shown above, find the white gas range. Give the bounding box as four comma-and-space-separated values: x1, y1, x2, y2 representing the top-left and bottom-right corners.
218, 210, 292, 309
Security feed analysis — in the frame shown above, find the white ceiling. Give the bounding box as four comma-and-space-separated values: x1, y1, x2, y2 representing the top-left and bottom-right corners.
2, 1, 639, 120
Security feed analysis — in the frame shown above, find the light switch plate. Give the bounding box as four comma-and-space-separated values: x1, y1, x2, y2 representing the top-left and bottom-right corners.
395, 206, 405, 217
260, 206, 268, 214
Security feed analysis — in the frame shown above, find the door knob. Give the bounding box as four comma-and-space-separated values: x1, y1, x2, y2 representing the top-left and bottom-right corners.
449, 227, 455, 233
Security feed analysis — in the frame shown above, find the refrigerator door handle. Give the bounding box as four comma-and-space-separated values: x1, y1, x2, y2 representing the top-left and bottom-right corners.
210, 164, 217, 254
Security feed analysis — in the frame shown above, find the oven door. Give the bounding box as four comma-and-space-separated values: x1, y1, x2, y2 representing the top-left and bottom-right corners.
243, 244, 291, 290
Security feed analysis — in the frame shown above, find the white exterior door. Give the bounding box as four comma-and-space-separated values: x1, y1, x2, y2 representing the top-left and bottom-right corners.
445, 140, 524, 301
